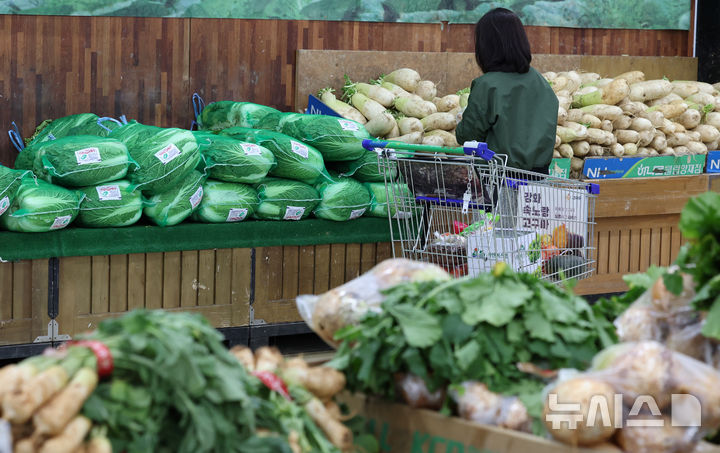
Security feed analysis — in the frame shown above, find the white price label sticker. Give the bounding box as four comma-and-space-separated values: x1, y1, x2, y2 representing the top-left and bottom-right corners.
96, 184, 122, 201
338, 119, 360, 131
0, 196, 9, 216
155, 143, 182, 164
51, 215, 72, 230
189, 186, 203, 209
290, 140, 309, 159
226, 208, 248, 222
241, 143, 263, 156
349, 208, 366, 220
75, 147, 102, 165
284, 206, 305, 221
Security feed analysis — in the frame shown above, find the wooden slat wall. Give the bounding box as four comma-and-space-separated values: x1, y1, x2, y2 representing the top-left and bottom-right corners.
0, 259, 50, 345
0, 14, 690, 166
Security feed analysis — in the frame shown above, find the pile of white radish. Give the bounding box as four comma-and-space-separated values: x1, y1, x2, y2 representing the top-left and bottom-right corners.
548, 70, 720, 178
318, 69, 470, 148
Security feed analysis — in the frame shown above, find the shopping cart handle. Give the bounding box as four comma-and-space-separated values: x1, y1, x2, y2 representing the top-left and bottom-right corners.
587, 183, 600, 195
362, 139, 389, 150
462, 141, 495, 160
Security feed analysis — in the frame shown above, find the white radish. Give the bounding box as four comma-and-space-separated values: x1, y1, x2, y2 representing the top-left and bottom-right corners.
667, 133, 690, 147
687, 141, 708, 154
381, 81, 420, 100
551, 76, 570, 93
579, 114, 600, 129
588, 144, 604, 156
620, 101, 647, 115
671, 81, 700, 98
579, 72, 601, 84
686, 92, 716, 108
649, 149, 659, 156
615, 71, 645, 85
571, 157, 585, 172
364, 112, 396, 137
421, 135, 445, 147
586, 128, 614, 146
567, 109, 584, 123
672, 122, 686, 133
661, 147, 675, 156
385, 68, 421, 92
553, 149, 561, 158
394, 97, 437, 119
571, 141, 590, 157
637, 130, 654, 147
629, 80, 673, 102
415, 81, 437, 101
615, 130, 639, 144
640, 110, 665, 128
433, 95, 460, 112
350, 93, 386, 120
558, 143, 573, 158
612, 115, 632, 130
580, 104, 623, 121
678, 109, 702, 129
558, 106, 568, 123
694, 124, 720, 143
356, 83, 396, 108
543, 71, 558, 81
704, 112, 720, 128
393, 131, 423, 144
557, 123, 588, 142
386, 122, 400, 138
555, 135, 561, 148
648, 93, 683, 107
706, 139, 720, 151
424, 129, 459, 147
674, 145, 690, 155
421, 112, 456, 131
687, 130, 701, 142
629, 117, 653, 132
659, 119, 676, 135
649, 102, 687, 119
558, 71, 582, 93
319, 89, 367, 124
623, 143, 638, 156
601, 120, 613, 132
637, 147, 651, 156
397, 117, 423, 135
651, 134, 667, 151
611, 143, 625, 157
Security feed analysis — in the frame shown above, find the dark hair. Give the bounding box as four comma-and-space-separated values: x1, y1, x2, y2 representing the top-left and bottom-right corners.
474, 8, 532, 74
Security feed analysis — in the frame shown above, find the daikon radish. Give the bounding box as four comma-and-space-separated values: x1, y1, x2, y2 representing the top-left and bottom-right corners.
648, 93, 683, 107
384, 68, 421, 92
415, 80, 437, 101
614, 130, 639, 144
640, 110, 665, 128
629, 80, 673, 102
558, 143, 573, 158
588, 144, 604, 156
637, 147, 651, 156
424, 130, 459, 147
586, 128, 614, 145
571, 141, 590, 157
611, 143, 625, 157
350, 93, 386, 120
38, 416, 92, 453
687, 130, 701, 142
687, 141, 708, 154
551, 76, 570, 93
678, 109, 702, 129
319, 88, 367, 124
34, 368, 98, 435
543, 71, 558, 81
671, 81, 700, 98
380, 81, 419, 100
659, 119, 676, 135
629, 117, 653, 132
615, 71, 645, 85
672, 122, 686, 133
393, 131, 423, 144
612, 115, 632, 130
649, 149, 659, 156
694, 124, 720, 143
704, 112, 720, 128
620, 101, 647, 115
557, 124, 588, 142
421, 135, 445, 146
579, 72, 600, 84
364, 112, 396, 137
421, 112, 456, 131
433, 94, 460, 112
553, 149, 561, 158
667, 133, 690, 147
651, 134, 667, 150
686, 92, 716, 108
623, 143, 638, 155
661, 147, 675, 156
573, 78, 629, 107
648, 101, 687, 119
567, 109, 584, 123
558, 71, 582, 93
595, 78, 614, 88
570, 157, 585, 172
580, 104, 623, 121
692, 81, 716, 94
558, 106, 568, 123
355, 83, 395, 107
674, 145, 690, 155
555, 135, 561, 148
394, 97, 436, 119
580, 114, 601, 129
601, 120, 613, 132
637, 130, 654, 147
457, 88, 470, 108
707, 139, 720, 151
397, 117, 423, 135
386, 122, 400, 139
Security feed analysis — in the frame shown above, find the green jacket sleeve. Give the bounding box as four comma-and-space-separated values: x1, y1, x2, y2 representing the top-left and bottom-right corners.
455, 79, 493, 146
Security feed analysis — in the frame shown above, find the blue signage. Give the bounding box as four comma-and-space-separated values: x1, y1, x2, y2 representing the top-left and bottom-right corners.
305, 95, 342, 117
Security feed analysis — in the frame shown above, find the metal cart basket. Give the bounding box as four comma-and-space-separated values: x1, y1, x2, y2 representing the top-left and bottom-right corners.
361, 139, 599, 283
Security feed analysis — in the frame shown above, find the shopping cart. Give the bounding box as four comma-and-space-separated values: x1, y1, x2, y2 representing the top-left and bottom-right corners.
361, 139, 599, 283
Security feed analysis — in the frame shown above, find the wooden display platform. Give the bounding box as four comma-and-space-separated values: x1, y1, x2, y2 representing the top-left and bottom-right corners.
295, 50, 697, 111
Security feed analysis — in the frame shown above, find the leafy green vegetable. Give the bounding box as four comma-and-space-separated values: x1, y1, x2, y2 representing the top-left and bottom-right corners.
26, 113, 106, 147
277, 113, 370, 162
191, 180, 259, 223
329, 150, 397, 182
76, 180, 144, 227
0, 165, 32, 215
313, 173, 371, 221
194, 132, 276, 184
198, 101, 283, 131
254, 178, 321, 221
363, 182, 414, 218
144, 170, 207, 226
0, 178, 82, 232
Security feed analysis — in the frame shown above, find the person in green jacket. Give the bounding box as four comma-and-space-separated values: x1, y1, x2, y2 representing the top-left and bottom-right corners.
456, 8, 558, 174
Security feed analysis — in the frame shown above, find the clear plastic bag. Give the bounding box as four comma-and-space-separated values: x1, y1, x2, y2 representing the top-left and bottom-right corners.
543, 341, 720, 452
450, 381, 531, 432
394, 373, 445, 410
296, 258, 450, 348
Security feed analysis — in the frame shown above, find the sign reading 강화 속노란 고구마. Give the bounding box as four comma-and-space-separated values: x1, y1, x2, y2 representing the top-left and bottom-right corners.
0, 1, 690, 30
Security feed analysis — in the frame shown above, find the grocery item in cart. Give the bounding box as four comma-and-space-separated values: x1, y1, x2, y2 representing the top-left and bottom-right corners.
296, 258, 450, 347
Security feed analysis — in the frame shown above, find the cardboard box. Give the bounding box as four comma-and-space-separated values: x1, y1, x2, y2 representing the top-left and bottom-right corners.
467, 229, 538, 277
583, 155, 705, 179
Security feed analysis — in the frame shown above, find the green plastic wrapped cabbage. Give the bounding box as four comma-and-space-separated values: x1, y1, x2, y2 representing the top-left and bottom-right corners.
26, 113, 106, 147
0, 179, 82, 232
277, 113, 370, 162
314, 174, 371, 221
29, 135, 132, 187
330, 150, 398, 182
192, 180, 258, 223
254, 178, 321, 221
199, 101, 282, 131
0, 166, 33, 217
76, 180, 143, 227
364, 182, 414, 218
220, 128, 329, 185
111, 124, 201, 195
194, 132, 276, 184
143, 170, 206, 226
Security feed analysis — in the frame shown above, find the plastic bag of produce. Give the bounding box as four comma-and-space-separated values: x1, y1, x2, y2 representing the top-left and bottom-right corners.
296, 258, 450, 348
76, 180, 144, 227
26, 113, 107, 147
29, 136, 133, 187
194, 132, 276, 184
450, 381, 530, 432
220, 127, 329, 185
144, 170, 206, 226
191, 180, 258, 223
329, 149, 398, 182
198, 100, 282, 131
277, 113, 370, 162
364, 182, 414, 218
254, 178, 321, 221
543, 341, 720, 451
111, 123, 202, 195
0, 166, 33, 217
0, 178, 82, 232
313, 174, 371, 222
